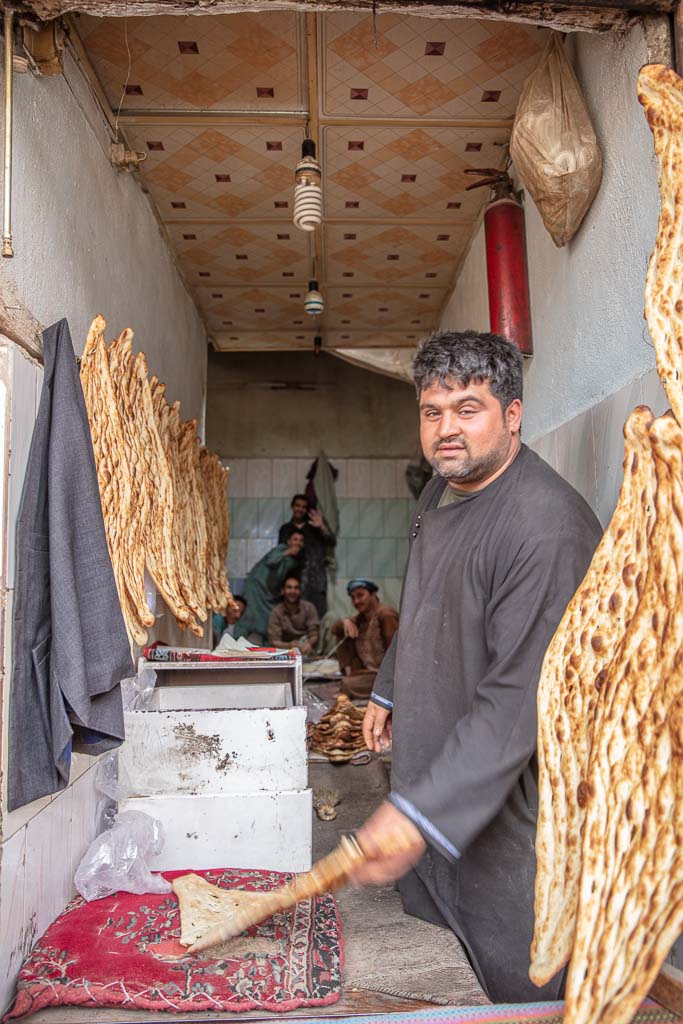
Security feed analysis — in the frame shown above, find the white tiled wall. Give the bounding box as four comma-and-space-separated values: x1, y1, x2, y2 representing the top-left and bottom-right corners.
0, 341, 103, 1015
224, 456, 415, 623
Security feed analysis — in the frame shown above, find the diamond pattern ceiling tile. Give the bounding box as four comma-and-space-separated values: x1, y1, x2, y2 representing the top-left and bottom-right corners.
76, 12, 306, 111
125, 125, 305, 219
321, 13, 548, 119
324, 286, 445, 333
212, 332, 315, 352
326, 329, 427, 348
322, 125, 508, 221
324, 223, 470, 287
167, 223, 310, 286
199, 287, 315, 332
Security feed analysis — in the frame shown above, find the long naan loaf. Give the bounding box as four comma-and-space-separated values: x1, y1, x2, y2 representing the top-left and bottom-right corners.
640, 64, 683, 429
199, 447, 235, 615
107, 329, 155, 636
129, 351, 191, 625
563, 411, 683, 1024
80, 317, 148, 647
530, 406, 656, 986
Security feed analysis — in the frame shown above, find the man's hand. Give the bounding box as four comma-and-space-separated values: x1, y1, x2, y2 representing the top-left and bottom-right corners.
299, 640, 312, 656
308, 509, 327, 532
363, 702, 392, 753
351, 801, 426, 886
341, 617, 359, 639
285, 538, 301, 556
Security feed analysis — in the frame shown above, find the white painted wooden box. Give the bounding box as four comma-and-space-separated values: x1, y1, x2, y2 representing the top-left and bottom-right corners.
118, 685, 311, 872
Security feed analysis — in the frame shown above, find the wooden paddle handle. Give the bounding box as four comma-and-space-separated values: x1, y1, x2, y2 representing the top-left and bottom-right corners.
188, 830, 416, 954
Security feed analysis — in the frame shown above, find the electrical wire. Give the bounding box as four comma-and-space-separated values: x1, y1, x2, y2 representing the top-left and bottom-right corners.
113, 0, 131, 141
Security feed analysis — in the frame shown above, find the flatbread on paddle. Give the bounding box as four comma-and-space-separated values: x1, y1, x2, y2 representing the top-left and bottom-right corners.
173, 873, 279, 957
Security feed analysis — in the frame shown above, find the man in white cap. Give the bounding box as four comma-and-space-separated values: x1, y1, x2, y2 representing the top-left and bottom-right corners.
330, 579, 398, 699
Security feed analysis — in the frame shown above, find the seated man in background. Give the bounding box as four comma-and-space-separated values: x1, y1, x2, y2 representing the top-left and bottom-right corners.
279, 494, 336, 618
213, 595, 247, 646
235, 531, 305, 644
331, 579, 398, 699
267, 576, 320, 654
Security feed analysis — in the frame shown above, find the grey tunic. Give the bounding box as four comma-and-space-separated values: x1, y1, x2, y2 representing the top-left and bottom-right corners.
9, 320, 132, 811
372, 445, 602, 1002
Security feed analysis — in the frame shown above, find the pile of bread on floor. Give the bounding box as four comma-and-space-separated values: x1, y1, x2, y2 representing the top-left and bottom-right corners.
80, 315, 236, 647
309, 694, 368, 761
530, 65, 683, 1024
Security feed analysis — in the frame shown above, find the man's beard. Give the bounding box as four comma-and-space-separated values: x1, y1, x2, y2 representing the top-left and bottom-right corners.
428, 436, 510, 485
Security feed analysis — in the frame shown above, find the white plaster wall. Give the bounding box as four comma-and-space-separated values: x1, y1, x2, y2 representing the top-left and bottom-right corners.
439, 25, 660, 442
0, 343, 104, 1015
2, 48, 207, 421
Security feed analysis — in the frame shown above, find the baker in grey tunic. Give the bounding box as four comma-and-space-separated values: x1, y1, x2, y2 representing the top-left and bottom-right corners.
356, 331, 602, 1002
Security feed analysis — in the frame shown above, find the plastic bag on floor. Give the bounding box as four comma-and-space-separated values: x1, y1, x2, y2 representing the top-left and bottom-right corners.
74, 810, 171, 902
510, 33, 602, 247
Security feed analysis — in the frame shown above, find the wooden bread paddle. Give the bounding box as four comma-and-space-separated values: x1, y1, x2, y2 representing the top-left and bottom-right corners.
186, 833, 394, 954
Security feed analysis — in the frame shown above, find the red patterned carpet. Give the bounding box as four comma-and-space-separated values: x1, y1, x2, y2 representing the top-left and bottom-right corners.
5, 867, 343, 1020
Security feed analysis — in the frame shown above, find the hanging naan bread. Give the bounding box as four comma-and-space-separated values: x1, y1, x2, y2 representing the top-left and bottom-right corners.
199, 447, 236, 615
563, 411, 683, 1024
173, 873, 279, 957
530, 406, 656, 986
82, 320, 234, 643
640, 64, 683, 430
129, 351, 191, 625
80, 317, 149, 647
107, 329, 155, 635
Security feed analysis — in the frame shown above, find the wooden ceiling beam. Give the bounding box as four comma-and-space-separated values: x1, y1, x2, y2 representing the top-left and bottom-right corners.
116, 111, 514, 128
19, 0, 645, 34
117, 111, 309, 127
168, 217, 478, 225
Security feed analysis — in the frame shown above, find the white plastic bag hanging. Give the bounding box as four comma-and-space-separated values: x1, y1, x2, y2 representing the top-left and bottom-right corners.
510, 33, 602, 247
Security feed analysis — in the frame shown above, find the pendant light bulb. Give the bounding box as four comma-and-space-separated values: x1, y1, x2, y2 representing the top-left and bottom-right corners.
304, 279, 324, 316
294, 139, 322, 232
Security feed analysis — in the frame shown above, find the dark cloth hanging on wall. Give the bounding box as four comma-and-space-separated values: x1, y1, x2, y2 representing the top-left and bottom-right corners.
8, 319, 133, 812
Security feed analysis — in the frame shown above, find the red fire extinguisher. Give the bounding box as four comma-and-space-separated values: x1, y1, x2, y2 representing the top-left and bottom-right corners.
465, 169, 533, 357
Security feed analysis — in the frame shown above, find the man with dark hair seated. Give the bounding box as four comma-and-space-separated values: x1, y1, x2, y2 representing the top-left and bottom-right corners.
279, 493, 336, 617
267, 576, 320, 655
331, 579, 398, 699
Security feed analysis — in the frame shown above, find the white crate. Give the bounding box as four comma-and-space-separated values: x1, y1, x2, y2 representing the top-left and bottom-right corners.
120, 790, 312, 872
120, 706, 307, 796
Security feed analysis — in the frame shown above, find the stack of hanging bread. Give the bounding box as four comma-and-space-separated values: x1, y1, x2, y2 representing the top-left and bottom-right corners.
309, 694, 368, 762
530, 63, 683, 1024
80, 315, 236, 647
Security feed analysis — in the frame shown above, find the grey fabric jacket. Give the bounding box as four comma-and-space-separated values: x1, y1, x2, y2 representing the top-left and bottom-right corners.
8, 319, 132, 812
372, 445, 602, 1002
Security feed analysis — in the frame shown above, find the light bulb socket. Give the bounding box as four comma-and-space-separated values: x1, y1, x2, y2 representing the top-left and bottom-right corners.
304, 282, 324, 316
313, 335, 322, 357
302, 139, 317, 160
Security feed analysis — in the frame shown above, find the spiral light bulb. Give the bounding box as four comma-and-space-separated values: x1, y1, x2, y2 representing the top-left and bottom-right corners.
304, 279, 324, 316
293, 139, 322, 232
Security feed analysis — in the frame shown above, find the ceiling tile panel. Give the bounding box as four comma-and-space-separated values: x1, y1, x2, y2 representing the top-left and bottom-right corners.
322, 125, 508, 221
324, 223, 470, 287
321, 13, 548, 119
77, 12, 306, 111
166, 223, 310, 287
125, 125, 304, 219
324, 286, 445, 334
198, 286, 314, 332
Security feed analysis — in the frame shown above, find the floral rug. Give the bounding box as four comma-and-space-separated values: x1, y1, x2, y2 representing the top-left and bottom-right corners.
5, 867, 343, 1020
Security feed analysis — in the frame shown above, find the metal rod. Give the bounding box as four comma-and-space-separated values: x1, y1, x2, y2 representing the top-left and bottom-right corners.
2, 4, 14, 259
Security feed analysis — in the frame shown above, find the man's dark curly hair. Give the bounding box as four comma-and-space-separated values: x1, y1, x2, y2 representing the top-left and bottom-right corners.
412, 330, 523, 412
